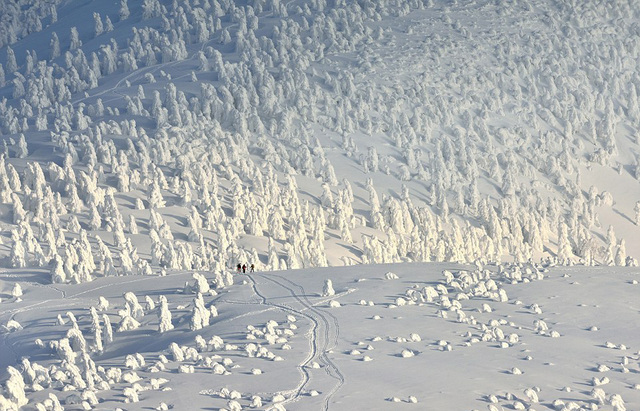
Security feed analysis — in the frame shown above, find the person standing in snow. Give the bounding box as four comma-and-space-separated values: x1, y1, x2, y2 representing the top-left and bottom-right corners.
250, 263, 255, 273
242, 263, 247, 273
236, 263, 242, 273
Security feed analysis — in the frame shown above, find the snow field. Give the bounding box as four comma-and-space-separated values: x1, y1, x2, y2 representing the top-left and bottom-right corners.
2, 0, 640, 409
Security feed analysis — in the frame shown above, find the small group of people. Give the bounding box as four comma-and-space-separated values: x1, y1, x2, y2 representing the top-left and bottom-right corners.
236, 263, 255, 273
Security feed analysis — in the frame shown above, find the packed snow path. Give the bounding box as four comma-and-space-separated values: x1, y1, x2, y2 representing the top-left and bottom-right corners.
247, 271, 345, 410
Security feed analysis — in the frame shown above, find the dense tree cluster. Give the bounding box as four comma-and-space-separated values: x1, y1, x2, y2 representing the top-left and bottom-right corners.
0, 0, 637, 297
3, 0, 640, 408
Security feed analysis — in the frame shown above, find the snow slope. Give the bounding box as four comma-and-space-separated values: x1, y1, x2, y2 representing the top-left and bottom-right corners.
2, 263, 639, 410
2, 0, 640, 409
1, 0, 640, 274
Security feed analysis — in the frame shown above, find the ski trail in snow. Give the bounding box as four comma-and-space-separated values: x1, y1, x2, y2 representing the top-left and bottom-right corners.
72, 0, 298, 106
246, 273, 316, 406
0, 272, 193, 368
268, 273, 346, 411
247, 272, 346, 410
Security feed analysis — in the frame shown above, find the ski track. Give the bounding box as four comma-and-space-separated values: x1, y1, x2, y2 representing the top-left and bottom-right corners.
72, 0, 297, 106
247, 272, 346, 411
246, 272, 316, 407
268, 273, 345, 411
0, 272, 194, 369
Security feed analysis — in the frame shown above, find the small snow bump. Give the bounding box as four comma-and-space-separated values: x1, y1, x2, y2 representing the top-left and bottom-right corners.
271, 394, 286, 403
512, 401, 526, 410
592, 376, 609, 386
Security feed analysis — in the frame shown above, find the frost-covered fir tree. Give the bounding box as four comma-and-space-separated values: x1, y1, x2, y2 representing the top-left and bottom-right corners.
322, 279, 335, 297
158, 295, 173, 333
615, 239, 627, 267
605, 225, 617, 265
119, 0, 130, 20
70, 27, 82, 50
148, 180, 165, 208
50, 32, 61, 60
15, 134, 28, 158
190, 293, 211, 331
93, 13, 103, 37
10, 230, 26, 268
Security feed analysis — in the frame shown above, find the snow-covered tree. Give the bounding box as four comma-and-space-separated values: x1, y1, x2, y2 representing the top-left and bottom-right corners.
322, 279, 335, 297
615, 239, 627, 267
15, 134, 28, 158
70, 27, 82, 50
148, 181, 165, 208
158, 296, 173, 333
10, 230, 26, 268
5, 366, 27, 408
6, 46, 17, 73
190, 293, 210, 331
119, 0, 130, 20
94, 13, 103, 37
50, 32, 61, 60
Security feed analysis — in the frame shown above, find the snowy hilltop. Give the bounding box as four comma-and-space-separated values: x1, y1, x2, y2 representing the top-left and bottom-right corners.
1, 0, 640, 409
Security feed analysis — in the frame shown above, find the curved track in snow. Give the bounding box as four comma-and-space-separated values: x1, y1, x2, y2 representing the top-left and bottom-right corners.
247, 272, 345, 411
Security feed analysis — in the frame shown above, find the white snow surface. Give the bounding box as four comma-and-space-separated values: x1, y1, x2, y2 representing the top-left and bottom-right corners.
1, 263, 640, 410
2, 0, 640, 408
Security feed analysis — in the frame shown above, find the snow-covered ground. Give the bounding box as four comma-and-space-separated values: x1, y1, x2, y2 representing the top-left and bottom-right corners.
2, 0, 640, 408
2, 263, 639, 410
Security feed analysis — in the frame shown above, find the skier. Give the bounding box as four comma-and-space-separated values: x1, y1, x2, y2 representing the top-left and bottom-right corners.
242, 263, 247, 273
250, 263, 255, 273
236, 263, 242, 273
